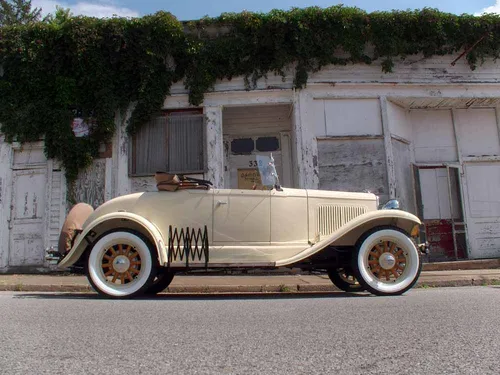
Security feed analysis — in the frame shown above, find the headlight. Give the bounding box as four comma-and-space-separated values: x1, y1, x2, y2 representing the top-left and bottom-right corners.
381, 199, 400, 210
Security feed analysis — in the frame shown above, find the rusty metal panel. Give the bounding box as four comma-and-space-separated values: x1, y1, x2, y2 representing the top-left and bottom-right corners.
425, 219, 466, 261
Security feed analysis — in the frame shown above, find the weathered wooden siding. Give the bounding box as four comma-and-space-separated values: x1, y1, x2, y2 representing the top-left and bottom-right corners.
411, 109, 458, 163
46, 169, 65, 250
464, 162, 500, 259
313, 99, 382, 137
391, 138, 415, 213
73, 159, 106, 208
387, 101, 412, 141
455, 108, 499, 157
0, 136, 11, 270
317, 139, 388, 203
223, 105, 291, 136
169, 55, 500, 95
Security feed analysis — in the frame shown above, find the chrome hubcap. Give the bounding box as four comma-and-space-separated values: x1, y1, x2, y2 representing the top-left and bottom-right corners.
367, 240, 407, 282
379, 253, 396, 270
101, 244, 142, 285
113, 255, 131, 273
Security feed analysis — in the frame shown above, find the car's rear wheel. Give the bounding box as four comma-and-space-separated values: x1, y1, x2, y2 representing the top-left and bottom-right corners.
145, 269, 175, 295
87, 230, 157, 298
327, 267, 365, 292
352, 227, 422, 296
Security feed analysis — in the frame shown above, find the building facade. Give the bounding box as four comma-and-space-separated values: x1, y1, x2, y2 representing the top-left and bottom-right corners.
1, 53, 500, 272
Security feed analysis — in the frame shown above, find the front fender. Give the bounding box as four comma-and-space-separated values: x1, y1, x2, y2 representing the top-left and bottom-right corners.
58, 212, 167, 269
275, 210, 421, 267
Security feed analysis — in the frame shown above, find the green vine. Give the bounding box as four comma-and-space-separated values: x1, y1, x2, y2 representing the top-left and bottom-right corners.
0, 6, 499, 181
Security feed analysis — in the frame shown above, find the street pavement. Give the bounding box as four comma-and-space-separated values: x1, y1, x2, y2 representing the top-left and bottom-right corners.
0, 269, 500, 293
1, 286, 499, 374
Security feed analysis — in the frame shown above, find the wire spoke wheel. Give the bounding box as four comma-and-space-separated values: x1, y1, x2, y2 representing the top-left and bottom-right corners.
367, 240, 407, 283
352, 227, 422, 296
87, 230, 157, 298
101, 244, 142, 285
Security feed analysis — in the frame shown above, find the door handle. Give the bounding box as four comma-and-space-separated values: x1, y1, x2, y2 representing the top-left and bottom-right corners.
216, 201, 227, 206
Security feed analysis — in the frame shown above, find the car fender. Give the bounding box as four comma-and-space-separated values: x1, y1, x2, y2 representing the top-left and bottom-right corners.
58, 212, 167, 269
275, 209, 421, 267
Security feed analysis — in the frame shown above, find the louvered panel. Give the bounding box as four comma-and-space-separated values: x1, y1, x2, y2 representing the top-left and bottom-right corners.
168, 114, 204, 173
317, 205, 367, 237
48, 171, 63, 248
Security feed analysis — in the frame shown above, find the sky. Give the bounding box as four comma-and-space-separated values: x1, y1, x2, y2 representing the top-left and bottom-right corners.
31, 0, 500, 20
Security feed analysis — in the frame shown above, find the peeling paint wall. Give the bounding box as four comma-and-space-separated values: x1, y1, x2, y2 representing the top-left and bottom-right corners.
131, 176, 157, 193
205, 106, 224, 188
317, 139, 389, 203
73, 159, 105, 208
0, 136, 11, 270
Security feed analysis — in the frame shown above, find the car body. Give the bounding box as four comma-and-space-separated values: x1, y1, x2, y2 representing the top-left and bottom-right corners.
52, 158, 427, 298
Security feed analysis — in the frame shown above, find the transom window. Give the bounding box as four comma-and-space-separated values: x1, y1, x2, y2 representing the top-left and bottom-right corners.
130, 110, 205, 176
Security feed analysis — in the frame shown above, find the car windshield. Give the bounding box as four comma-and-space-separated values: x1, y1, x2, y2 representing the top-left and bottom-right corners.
256, 154, 280, 189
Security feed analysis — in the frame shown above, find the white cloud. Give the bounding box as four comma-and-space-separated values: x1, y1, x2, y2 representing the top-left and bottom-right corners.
475, 0, 500, 15
32, 0, 140, 18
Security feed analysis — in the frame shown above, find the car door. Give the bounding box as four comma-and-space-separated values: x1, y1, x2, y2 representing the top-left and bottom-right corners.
213, 189, 271, 244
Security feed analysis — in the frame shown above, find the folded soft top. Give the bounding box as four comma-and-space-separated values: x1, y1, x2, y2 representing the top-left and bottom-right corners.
155, 172, 213, 191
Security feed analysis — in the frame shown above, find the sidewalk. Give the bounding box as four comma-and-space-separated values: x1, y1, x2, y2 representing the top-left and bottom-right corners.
1, 264, 499, 293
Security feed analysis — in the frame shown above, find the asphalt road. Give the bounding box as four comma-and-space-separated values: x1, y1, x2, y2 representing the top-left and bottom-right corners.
1, 287, 499, 375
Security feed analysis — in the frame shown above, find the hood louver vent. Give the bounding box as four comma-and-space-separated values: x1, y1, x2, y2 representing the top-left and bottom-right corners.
317, 205, 367, 237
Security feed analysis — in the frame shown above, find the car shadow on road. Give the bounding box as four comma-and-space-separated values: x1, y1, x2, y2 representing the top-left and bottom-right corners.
11, 291, 374, 301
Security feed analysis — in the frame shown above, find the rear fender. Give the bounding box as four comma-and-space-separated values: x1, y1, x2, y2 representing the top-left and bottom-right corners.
58, 212, 167, 269
275, 210, 421, 267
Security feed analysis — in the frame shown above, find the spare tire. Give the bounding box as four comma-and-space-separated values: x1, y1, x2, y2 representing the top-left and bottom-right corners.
58, 203, 94, 256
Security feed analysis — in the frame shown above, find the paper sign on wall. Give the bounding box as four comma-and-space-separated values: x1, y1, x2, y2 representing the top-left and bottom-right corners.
237, 169, 263, 190
72, 118, 90, 137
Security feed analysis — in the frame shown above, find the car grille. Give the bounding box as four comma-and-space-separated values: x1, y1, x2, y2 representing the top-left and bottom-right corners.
317, 205, 367, 237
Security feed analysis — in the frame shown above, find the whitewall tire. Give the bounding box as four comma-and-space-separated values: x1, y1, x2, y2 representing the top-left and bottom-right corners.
87, 230, 157, 298
352, 227, 422, 296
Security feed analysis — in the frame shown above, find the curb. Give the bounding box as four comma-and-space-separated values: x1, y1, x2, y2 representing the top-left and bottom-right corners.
2, 278, 499, 294
422, 259, 500, 271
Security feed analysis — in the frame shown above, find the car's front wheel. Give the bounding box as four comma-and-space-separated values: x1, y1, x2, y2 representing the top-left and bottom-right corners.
86, 230, 157, 298
352, 227, 422, 296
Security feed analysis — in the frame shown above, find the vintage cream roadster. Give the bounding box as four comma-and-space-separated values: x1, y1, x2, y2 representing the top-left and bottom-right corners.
51, 156, 428, 298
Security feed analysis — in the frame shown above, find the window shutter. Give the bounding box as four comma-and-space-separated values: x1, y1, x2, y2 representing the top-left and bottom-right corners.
167, 114, 204, 173
132, 116, 168, 175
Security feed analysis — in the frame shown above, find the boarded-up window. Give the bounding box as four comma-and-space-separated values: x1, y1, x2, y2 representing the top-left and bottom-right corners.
130, 112, 205, 175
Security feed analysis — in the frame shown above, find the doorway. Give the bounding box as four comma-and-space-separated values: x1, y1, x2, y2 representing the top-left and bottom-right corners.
414, 165, 467, 261
222, 105, 294, 189
8, 146, 48, 267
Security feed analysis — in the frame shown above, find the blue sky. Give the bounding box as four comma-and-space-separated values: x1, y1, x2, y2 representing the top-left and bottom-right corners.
32, 0, 500, 20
